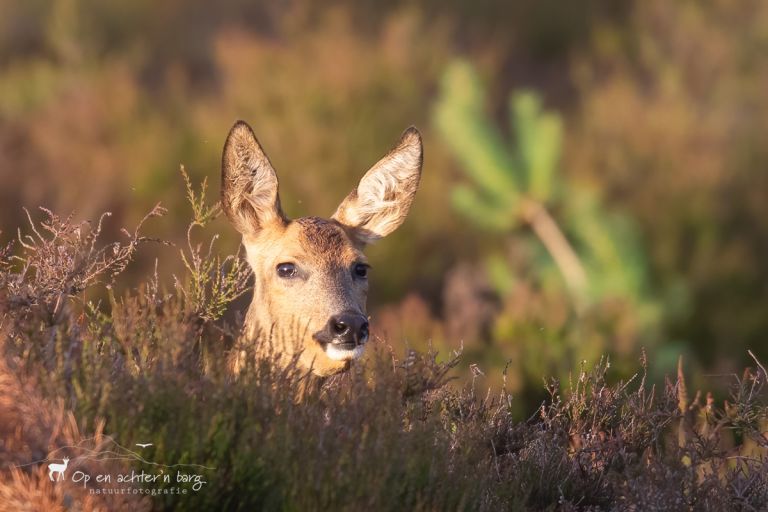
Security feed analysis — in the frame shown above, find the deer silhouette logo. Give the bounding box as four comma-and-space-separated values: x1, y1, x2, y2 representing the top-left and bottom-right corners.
48, 458, 69, 481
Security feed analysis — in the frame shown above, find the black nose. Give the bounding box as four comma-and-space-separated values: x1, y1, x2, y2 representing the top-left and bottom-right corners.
327, 313, 369, 346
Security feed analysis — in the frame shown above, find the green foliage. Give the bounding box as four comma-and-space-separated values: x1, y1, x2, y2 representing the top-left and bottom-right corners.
434, 62, 564, 232
433, 60, 670, 393
563, 187, 656, 319
435, 58, 660, 315
435, 61, 522, 231
511, 91, 563, 202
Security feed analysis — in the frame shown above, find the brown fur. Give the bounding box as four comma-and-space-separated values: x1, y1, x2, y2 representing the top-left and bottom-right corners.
222, 121, 422, 377
296, 217, 350, 259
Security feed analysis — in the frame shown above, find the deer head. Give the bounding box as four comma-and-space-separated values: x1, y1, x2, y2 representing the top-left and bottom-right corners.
221, 121, 422, 376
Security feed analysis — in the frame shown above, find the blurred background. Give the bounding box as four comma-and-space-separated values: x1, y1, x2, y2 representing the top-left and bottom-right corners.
2, 0, 767, 410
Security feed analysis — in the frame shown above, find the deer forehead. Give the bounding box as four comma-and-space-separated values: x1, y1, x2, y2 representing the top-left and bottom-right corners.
246, 216, 364, 269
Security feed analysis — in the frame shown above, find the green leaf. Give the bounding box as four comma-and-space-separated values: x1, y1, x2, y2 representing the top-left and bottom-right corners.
485, 252, 516, 295
451, 185, 519, 232
434, 60, 521, 205
510, 91, 562, 202
565, 186, 648, 303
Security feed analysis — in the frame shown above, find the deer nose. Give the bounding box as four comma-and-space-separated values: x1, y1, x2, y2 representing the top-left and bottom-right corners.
328, 313, 369, 346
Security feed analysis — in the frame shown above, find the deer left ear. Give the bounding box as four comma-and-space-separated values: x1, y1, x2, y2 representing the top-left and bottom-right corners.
332, 127, 423, 245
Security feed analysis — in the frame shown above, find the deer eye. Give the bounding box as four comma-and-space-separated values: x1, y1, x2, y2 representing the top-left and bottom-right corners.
353, 263, 369, 279
276, 262, 297, 278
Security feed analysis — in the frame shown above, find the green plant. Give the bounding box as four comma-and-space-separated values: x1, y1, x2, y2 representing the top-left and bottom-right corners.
434, 60, 656, 318
174, 166, 251, 322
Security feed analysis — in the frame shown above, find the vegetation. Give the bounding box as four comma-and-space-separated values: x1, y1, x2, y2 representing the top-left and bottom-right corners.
2, 0, 768, 397
436, 60, 654, 311
434, 60, 661, 397
2, 1, 768, 508
1, 184, 766, 510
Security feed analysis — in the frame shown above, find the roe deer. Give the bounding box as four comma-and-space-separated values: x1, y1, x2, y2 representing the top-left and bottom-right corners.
48, 458, 69, 481
221, 121, 422, 376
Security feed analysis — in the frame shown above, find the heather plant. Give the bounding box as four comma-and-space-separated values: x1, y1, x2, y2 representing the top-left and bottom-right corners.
174, 166, 251, 322
0, 204, 165, 317
1, 185, 766, 510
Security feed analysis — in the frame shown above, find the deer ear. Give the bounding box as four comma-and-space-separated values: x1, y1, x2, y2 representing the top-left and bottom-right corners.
332, 127, 422, 245
221, 121, 286, 236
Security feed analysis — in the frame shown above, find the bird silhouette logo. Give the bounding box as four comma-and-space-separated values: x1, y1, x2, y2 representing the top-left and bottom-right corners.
135, 443, 153, 448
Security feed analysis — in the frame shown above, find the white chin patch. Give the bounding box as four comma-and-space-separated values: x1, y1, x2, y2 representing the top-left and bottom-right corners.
325, 344, 365, 361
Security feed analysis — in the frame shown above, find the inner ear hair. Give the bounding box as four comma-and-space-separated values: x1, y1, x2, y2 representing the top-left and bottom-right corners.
332, 126, 422, 245
221, 120, 287, 235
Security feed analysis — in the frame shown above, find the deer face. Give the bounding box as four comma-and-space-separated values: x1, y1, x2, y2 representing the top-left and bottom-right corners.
221, 121, 422, 376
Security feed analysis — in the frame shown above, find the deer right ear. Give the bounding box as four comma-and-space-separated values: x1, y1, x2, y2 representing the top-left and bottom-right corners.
221, 121, 286, 236
332, 127, 422, 246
